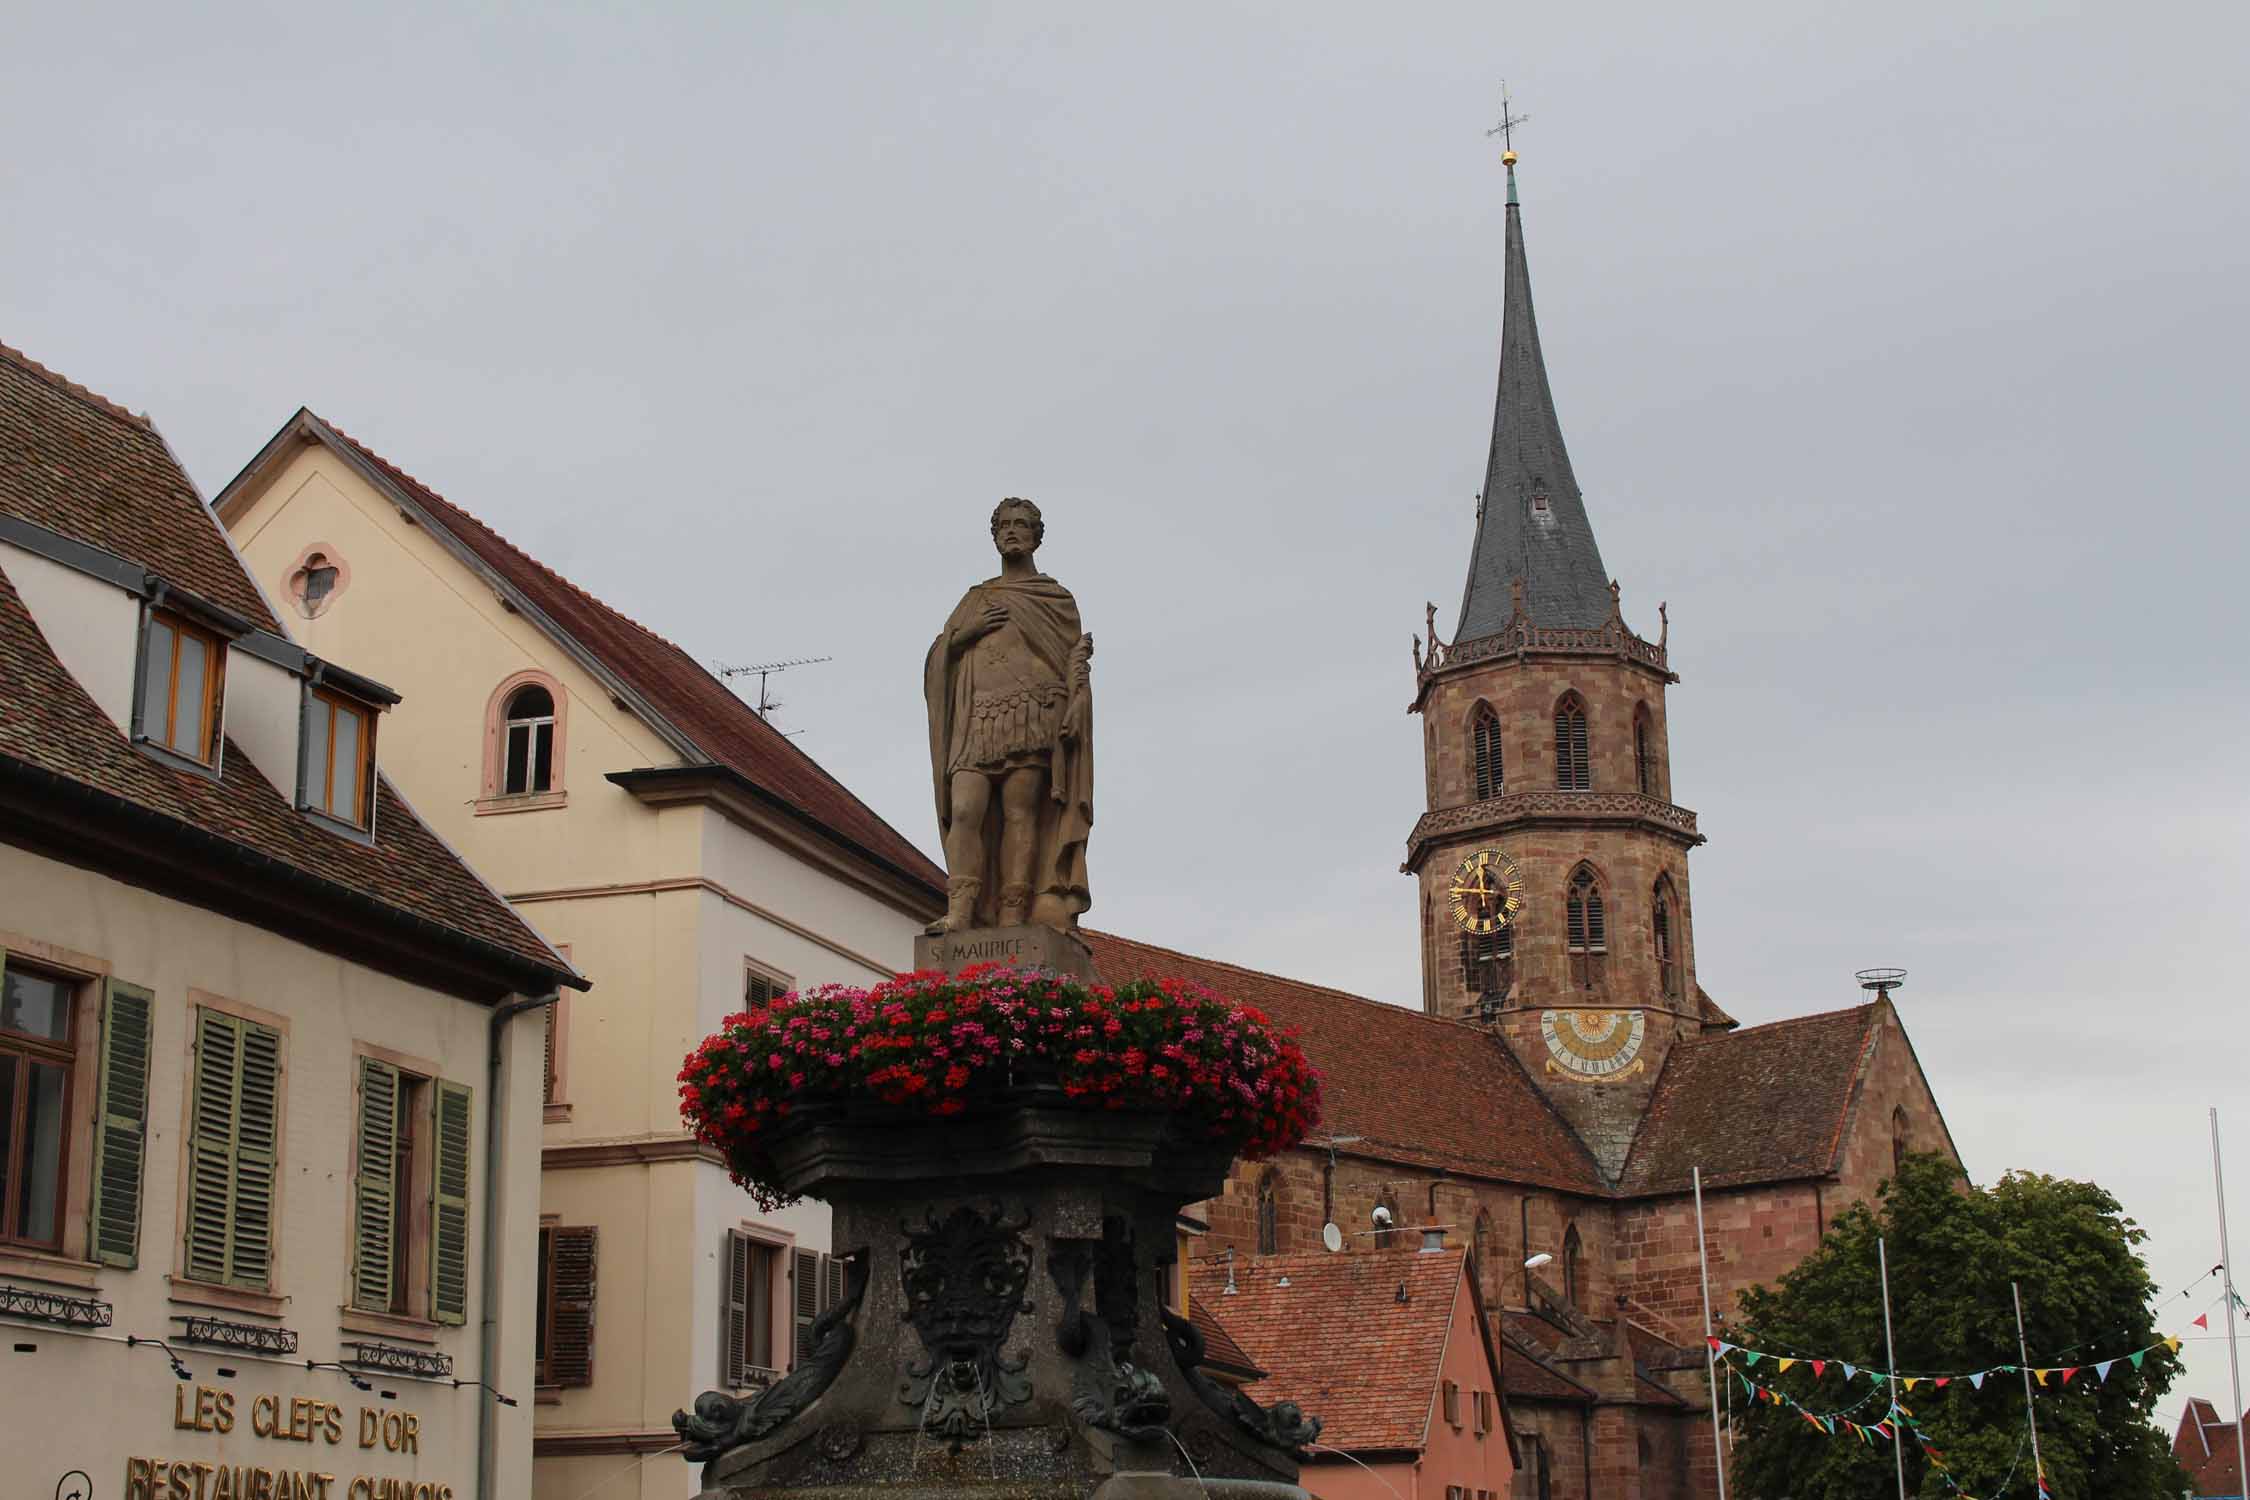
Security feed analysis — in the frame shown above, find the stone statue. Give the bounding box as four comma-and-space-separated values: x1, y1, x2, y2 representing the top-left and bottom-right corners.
924, 497, 1093, 936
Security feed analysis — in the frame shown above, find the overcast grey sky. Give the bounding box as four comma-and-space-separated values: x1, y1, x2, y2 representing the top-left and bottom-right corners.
7, 0, 2246, 1423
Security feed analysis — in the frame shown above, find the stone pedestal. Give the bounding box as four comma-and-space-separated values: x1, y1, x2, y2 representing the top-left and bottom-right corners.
673, 1105, 1316, 1500
914, 924, 1096, 980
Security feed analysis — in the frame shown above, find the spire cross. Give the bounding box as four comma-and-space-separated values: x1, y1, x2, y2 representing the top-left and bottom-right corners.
1485, 82, 1529, 157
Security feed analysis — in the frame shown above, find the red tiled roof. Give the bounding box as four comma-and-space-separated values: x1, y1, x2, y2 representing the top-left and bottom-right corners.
0, 344, 276, 628
1614, 1004, 1880, 1196
0, 347, 569, 985
1086, 932, 1608, 1194
1188, 1295, 1265, 1381
304, 417, 945, 903
1192, 1249, 1471, 1453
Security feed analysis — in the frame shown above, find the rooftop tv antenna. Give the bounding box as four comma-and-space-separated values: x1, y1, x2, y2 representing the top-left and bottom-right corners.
713, 656, 833, 722
1856, 967, 1907, 1001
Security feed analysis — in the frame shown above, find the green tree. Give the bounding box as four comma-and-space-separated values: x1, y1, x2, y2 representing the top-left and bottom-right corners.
1726, 1155, 2182, 1499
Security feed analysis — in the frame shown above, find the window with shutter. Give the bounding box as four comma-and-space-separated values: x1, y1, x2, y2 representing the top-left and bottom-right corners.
1553, 696, 1590, 790
1471, 705, 1503, 800
0, 954, 80, 1251
546, 1225, 597, 1387
745, 963, 792, 1009
790, 1247, 822, 1368
1443, 1378, 1461, 1426
184, 1008, 283, 1290
90, 979, 153, 1267
431, 1080, 472, 1325
352, 1057, 399, 1311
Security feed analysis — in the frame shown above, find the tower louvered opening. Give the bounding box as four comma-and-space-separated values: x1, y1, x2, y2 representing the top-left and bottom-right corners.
1473, 705, 1504, 800
1565, 867, 1607, 990
1554, 697, 1590, 790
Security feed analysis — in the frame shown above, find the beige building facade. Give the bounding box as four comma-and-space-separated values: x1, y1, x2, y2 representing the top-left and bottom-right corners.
217, 414, 946, 1499
0, 342, 580, 1499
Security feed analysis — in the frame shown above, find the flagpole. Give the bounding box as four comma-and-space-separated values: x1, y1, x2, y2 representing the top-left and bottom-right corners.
2212, 1108, 2250, 1500
1693, 1167, 1730, 1500
2013, 1282, 2046, 1497
1878, 1237, 1908, 1500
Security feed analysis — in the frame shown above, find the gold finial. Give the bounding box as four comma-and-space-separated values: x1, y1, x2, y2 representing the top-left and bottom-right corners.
1501, 149, 1518, 167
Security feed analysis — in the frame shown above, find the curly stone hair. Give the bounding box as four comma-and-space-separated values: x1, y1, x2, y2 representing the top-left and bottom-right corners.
990, 496, 1044, 547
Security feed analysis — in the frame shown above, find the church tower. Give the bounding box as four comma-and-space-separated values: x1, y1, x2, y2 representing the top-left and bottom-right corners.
1408, 148, 1710, 1176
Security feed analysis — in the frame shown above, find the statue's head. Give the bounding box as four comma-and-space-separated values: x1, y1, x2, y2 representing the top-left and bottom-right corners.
990, 496, 1043, 559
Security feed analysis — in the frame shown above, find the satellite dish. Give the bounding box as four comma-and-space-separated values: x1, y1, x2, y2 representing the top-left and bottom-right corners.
1321, 1222, 1344, 1253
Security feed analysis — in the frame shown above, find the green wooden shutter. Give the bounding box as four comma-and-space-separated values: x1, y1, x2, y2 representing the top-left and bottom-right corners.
431, 1079, 472, 1325
230, 1021, 282, 1288
352, 1057, 400, 1311
184, 1010, 242, 1284
89, 979, 154, 1267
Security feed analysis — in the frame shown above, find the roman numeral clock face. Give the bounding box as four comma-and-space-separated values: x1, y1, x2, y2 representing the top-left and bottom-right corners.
1449, 848, 1524, 935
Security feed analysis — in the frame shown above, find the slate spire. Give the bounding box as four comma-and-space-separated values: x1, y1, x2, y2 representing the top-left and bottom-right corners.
1455, 154, 1614, 639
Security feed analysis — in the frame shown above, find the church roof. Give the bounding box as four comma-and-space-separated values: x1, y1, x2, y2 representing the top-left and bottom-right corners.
1088, 931, 1893, 1201
1456, 159, 1615, 640
1086, 931, 1609, 1194
1191, 1248, 1475, 1454
1615, 1003, 1882, 1196
221, 413, 946, 908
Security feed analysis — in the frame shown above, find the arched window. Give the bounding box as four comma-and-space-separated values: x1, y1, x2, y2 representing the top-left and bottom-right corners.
1465, 920, 1513, 1004
484, 671, 567, 803
1653, 877, 1681, 1000
1892, 1107, 1910, 1177
1375, 1189, 1402, 1250
1565, 866, 1607, 990
1255, 1169, 1280, 1255
1553, 694, 1590, 790
1472, 704, 1504, 800
1633, 705, 1655, 796
1561, 1223, 1583, 1312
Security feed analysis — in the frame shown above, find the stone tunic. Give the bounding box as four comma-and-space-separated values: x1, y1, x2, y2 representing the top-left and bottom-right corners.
952, 619, 1067, 775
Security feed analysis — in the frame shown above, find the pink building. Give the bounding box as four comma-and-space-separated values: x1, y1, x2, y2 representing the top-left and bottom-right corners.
1194, 1248, 1516, 1500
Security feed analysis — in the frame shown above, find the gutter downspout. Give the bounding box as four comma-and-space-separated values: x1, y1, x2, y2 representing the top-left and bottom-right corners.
478, 993, 554, 1500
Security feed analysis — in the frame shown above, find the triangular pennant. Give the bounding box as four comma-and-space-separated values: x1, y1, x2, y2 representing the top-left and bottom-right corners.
1842, 1362, 1858, 1381
1778, 1358, 1796, 1374
2061, 1366, 2079, 1384
2194, 1313, 2210, 1330
2129, 1349, 2146, 1369
2095, 1360, 2114, 1382
1812, 1359, 1827, 1378
1746, 1351, 1763, 1367
1903, 1377, 1921, 1392
2166, 1337, 2183, 1353
1970, 1371, 1986, 1389
2032, 1368, 2051, 1386
1934, 1376, 1950, 1388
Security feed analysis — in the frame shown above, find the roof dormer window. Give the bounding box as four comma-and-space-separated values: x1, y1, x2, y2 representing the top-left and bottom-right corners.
302, 685, 378, 832
134, 609, 224, 768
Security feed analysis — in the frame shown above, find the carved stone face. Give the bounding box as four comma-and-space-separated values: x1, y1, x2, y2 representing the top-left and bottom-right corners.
991, 505, 1039, 561
900, 1205, 1033, 1361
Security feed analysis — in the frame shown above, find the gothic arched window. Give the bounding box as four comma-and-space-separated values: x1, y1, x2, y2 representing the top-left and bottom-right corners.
1554, 694, 1591, 790
1892, 1107, 1910, 1178
1633, 704, 1655, 796
1565, 866, 1607, 990
1473, 704, 1504, 800
1561, 1223, 1584, 1312
1255, 1169, 1280, 1255
1472, 1208, 1495, 1295
1653, 877, 1681, 1001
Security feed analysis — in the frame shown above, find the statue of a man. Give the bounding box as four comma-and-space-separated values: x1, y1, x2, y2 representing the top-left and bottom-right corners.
924, 498, 1093, 935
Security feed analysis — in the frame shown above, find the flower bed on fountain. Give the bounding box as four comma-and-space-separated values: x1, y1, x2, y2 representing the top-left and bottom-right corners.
679, 962, 1322, 1209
